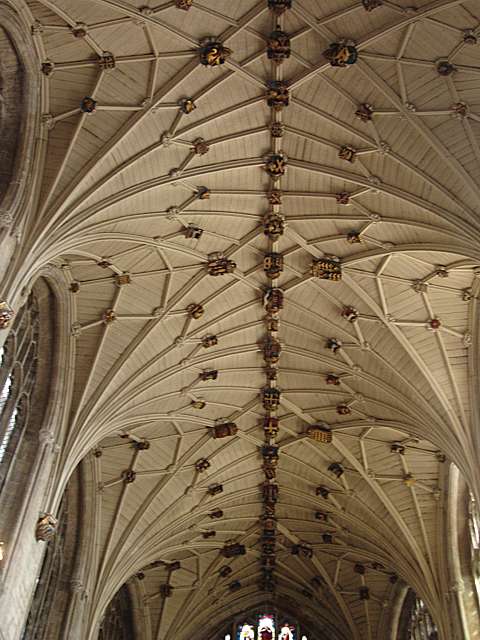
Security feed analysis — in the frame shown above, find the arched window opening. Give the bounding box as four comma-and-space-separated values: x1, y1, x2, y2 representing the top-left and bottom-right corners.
0, 292, 39, 487
22, 465, 82, 640
230, 613, 309, 640
21, 497, 68, 640
468, 493, 480, 594
0, 278, 56, 549
398, 589, 438, 640
99, 584, 136, 640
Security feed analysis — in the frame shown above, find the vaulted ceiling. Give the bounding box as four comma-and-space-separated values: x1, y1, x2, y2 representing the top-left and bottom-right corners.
17, 0, 480, 639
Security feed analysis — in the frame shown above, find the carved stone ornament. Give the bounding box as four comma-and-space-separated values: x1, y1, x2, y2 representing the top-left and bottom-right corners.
264, 152, 288, 180
196, 186, 210, 199
80, 96, 97, 114
187, 303, 204, 319
361, 0, 383, 10
264, 252, 284, 279
193, 138, 209, 155
323, 40, 358, 67
160, 584, 173, 597
102, 308, 116, 324
266, 81, 290, 110
342, 306, 359, 322
263, 288, 284, 313
115, 273, 131, 286
347, 231, 361, 244
265, 315, 279, 332
306, 424, 332, 443
434, 265, 449, 278
328, 462, 344, 478
209, 509, 223, 519
206, 252, 236, 275
268, 0, 292, 14
175, 0, 193, 9
355, 103, 374, 121
0, 301, 14, 329
207, 483, 223, 495
133, 440, 150, 451
179, 97, 196, 114
336, 192, 350, 204
71, 322, 82, 337
436, 60, 456, 76
391, 443, 405, 455
270, 121, 284, 137
98, 52, 116, 70
184, 224, 203, 239
213, 422, 238, 438
463, 29, 477, 45
268, 190, 283, 205
263, 481, 279, 503
359, 586, 370, 600
336, 404, 351, 415
326, 337, 342, 353
262, 386, 281, 410
122, 469, 136, 484
403, 473, 416, 487
262, 336, 282, 365
339, 145, 356, 162
316, 485, 329, 498
267, 28, 291, 63
200, 369, 218, 381
263, 211, 285, 240
36, 514, 58, 542
201, 334, 218, 348
292, 543, 313, 558
199, 41, 232, 66
451, 102, 468, 119
222, 542, 246, 558
191, 399, 206, 409
265, 366, 277, 381
262, 445, 279, 467
71, 23, 88, 38
326, 373, 340, 385
311, 256, 342, 280
219, 565, 232, 577
41, 60, 55, 76
264, 416, 279, 436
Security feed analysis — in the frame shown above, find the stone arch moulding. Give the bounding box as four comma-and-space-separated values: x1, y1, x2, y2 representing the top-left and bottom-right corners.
0, 266, 75, 597
0, 0, 41, 234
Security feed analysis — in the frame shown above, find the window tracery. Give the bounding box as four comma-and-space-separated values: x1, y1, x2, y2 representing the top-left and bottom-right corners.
0, 293, 38, 481
468, 493, 480, 589
399, 591, 438, 640
233, 614, 305, 640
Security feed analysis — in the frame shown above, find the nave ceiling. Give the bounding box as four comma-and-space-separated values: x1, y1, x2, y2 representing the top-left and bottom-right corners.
5, 0, 480, 638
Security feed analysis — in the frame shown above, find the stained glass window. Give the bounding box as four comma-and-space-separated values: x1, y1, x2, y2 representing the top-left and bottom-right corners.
238, 623, 255, 640
236, 613, 304, 640
0, 292, 39, 480
257, 614, 275, 640
278, 623, 295, 640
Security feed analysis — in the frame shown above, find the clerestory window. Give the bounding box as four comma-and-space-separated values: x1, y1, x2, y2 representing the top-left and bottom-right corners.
0, 293, 39, 489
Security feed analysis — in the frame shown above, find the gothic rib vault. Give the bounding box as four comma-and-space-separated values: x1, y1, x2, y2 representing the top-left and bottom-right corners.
8, 0, 480, 638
